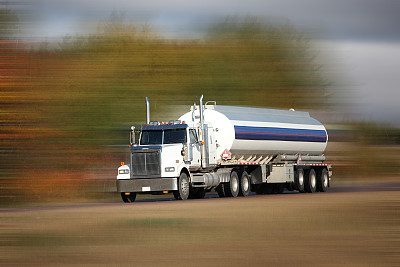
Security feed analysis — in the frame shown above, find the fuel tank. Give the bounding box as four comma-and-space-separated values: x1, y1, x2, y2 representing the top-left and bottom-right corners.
179, 104, 328, 157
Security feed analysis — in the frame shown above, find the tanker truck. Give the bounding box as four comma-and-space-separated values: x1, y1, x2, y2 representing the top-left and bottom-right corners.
117, 95, 331, 202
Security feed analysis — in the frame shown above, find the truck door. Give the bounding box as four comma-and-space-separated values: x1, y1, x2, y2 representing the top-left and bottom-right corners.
207, 127, 217, 165
189, 128, 201, 168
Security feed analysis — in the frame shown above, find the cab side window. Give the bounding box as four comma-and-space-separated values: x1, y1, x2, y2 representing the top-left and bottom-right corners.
189, 129, 198, 144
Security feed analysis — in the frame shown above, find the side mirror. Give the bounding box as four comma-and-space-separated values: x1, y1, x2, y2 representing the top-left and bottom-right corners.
130, 126, 135, 146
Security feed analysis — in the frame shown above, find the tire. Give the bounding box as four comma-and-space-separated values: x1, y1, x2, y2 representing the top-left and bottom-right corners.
121, 192, 136, 203
173, 172, 190, 200
295, 168, 305, 193
239, 171, 251, 197
304, 168, 317, 193
317, 168, 329, 192
224, 171, 239, 197
216, 183, 226, 197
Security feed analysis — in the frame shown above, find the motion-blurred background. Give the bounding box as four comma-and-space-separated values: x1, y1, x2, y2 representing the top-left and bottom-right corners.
1, 0, 399, 205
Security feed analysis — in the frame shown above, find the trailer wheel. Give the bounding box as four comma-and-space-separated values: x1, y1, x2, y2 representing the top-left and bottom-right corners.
121, 192, 136, 203
317, 168, 329, 192
295, 168, 305, 193
304, 168, 317, 193
173, 172, 190, 200
239, 171, 251, 197
224, 171, 239, 197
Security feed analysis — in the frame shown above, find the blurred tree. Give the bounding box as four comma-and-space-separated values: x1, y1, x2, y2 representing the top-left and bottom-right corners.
0, 3, 31, 204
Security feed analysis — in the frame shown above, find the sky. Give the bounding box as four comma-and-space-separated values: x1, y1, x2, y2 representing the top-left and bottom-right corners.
13, 0, 400, 125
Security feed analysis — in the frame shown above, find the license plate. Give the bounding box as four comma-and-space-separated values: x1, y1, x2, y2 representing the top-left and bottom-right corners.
142, 186, 151, 192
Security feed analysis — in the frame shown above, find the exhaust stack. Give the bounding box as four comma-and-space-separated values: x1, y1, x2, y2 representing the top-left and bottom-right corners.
146, 97, 150, 124
199, 95, 208, 169
199, 95, 204, 127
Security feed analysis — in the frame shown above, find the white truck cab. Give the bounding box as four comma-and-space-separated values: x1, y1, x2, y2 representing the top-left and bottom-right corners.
117, 121, 207, 201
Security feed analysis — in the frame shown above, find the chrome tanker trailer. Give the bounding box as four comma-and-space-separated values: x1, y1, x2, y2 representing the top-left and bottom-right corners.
117, 95, 331, 202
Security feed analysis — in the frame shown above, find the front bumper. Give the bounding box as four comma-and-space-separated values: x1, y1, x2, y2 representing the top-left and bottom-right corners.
117, 178, 178, 193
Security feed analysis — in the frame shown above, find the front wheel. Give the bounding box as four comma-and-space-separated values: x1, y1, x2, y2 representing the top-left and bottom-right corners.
173, 172, 190, 200
121, 192, 136, 203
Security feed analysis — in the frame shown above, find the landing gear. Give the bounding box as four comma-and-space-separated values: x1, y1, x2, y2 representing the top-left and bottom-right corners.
273, 184, 284, 194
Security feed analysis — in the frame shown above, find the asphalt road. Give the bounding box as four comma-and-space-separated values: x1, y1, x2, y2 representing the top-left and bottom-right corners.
1, 181, 399, 212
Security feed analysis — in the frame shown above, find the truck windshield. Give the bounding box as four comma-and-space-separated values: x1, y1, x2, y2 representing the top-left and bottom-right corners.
140, 129, 187, 145
140, 130, 162, 145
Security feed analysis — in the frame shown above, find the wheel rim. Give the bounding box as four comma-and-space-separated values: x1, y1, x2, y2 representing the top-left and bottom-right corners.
311, 172, 316, 188
323, 173, 328, 188
232, 176, 238, 192
242, 176, 249, 192
299, 171, 304, 186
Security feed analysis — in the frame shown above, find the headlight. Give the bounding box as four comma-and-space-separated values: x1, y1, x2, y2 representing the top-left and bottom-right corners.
119, 169, 129, 174
165, 167, 175, 172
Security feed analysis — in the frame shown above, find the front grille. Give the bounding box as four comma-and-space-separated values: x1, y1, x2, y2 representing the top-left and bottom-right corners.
131, 150, 161, 176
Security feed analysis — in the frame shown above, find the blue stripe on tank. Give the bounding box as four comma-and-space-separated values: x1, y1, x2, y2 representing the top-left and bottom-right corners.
234, 126, 327, 142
